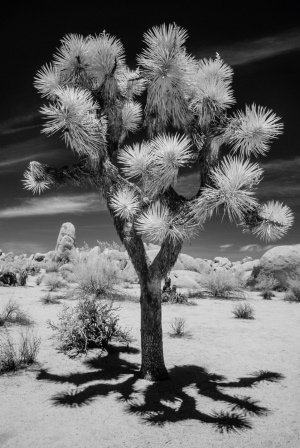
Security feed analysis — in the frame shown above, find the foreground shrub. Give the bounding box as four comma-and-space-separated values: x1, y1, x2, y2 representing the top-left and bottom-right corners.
232, 303, 255, 319
41, 293, 61, 305
0, 329, 41, 374
48, 296, 131, 356
44, 273, 64, 291
202, 270, 245, 298
0, 300, 33, 327
169, 317, 186, 337
74, 256, 118, 297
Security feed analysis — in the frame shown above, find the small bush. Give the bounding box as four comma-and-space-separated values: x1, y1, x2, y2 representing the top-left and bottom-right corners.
74, 256, 118, 297
41, 293, 61, 305
255, 272, 278, 291
48, 296, 131, 356
36, 274, 44, 285
282, 278, 300, 302
261, 290, 274, 300
284, 279, 300, 302
0, 329, 41, 374
202, 270, 245, 299
44, 273, 64, 291
45, 261, 60, 273
232, 303, 255, 319
0, 300, 33, 327
169, 317, 186, 337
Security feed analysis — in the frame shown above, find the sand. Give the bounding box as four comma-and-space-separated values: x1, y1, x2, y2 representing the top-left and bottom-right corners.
0, 281, 299, 448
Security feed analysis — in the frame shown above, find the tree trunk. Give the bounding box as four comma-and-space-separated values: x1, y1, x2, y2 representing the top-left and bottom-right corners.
139, 276, 169, 381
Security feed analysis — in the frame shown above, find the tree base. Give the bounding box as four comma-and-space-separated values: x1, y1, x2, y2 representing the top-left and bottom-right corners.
139, 366, 169, 382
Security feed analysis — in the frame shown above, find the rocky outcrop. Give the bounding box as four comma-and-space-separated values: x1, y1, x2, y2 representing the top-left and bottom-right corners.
55, 222, 76, 262
256, 245, 300, 287
170, 270, 203, 289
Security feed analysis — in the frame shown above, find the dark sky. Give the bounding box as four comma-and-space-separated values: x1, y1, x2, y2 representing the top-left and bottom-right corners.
1, 1, 300, 260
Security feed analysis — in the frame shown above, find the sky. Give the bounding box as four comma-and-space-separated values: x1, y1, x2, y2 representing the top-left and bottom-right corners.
0, 0, 300, 261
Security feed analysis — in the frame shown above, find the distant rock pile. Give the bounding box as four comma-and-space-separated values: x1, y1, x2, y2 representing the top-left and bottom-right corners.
1, 222, 300, 289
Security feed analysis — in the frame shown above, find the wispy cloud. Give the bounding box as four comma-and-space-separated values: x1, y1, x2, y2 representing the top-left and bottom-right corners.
220, 244, 233, 251
0, 112, 40, 135
196, 28, 300, 66
239, 244, 275, 252
0, 193, 106, 218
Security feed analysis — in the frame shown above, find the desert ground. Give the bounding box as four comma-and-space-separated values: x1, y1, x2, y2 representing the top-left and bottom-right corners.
0, 277, 299, 448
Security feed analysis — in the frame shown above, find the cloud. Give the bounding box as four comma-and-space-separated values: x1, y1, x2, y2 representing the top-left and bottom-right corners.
196, 28, 300, 66
0, 193, 107, 218
219, 244, 233, 251
0, 113, 40, 135
239, 244, 275, 252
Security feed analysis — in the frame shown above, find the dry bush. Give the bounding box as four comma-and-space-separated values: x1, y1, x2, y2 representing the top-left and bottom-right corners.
202, 270, 246, 298
45, 261, 60, 273
35, 274, 44, 285
40, 293, 61, 305
44, 273, 64, 291
284, 279, 300, 302
255, 272, 278, 299
73, 256, 119, 297
169, 317, 186, 337
0, 329, 41, 374
232, 303, 255, 319
48, 296, 131, 356
0, 300, 33, 327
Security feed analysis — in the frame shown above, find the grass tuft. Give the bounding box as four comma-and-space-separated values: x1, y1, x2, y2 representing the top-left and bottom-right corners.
0, 300, 33, 327
232, 303, 254, 319
0, 329, 41, 374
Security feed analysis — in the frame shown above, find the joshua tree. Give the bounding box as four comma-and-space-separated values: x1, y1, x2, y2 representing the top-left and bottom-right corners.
23, 24, 293, 380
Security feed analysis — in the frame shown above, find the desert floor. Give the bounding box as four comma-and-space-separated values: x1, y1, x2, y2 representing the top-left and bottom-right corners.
0, 280, 299, 448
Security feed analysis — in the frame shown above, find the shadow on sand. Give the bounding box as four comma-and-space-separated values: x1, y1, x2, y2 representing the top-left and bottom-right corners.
37, 345, 284, 433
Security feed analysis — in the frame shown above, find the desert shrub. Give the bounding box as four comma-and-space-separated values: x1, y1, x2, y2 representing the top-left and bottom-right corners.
202, 270, 245, 298
60, 270, 76, 283
232, 303, 254, 319
36, 274, 44, 285
44, 273, 64, 291
256, 272, 278, 299
169, 317, 186, 337
73, 256, 118, 297
261, 290, 274, 300
0, 329, 41, 374
283, 279, 300, 302
97, 240, 125, 253
45, 261, 60, 273
41, 293, 61, 305
48, 296, 131, 356
0, 300, 33, 327
59, 263, 74, 273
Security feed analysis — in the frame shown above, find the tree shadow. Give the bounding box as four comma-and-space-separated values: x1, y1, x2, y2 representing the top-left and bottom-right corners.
36, 345, 284, 433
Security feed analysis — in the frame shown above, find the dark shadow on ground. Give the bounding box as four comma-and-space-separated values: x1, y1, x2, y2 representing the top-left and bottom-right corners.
36, 345, 284, 433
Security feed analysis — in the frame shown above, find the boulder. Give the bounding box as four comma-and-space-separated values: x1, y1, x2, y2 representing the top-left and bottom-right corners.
232, 259, 260, 274
170, 270, 203, 289
241, 256, 253, 264
257, 245, 300, 287
44, 251, 56, 262
195, 258, 212, 274
177, 253, 200, 272
34, 253, 45, 262
213, 256, 232, 268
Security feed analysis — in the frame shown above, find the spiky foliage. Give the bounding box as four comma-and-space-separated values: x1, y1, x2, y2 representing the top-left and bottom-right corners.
138, 24, 194, 134
146, 133, 194, 196
134, 201, 197, 244
227, 104, 283, 157
118, 142, 152, 180
249, 201, 294, 242
193, 156, 263, 223
34, 63, 62, 99
109, 188, 140, 220
40, 86, 107, 159
23, 162, 54, 194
